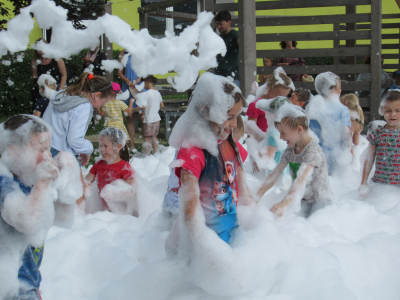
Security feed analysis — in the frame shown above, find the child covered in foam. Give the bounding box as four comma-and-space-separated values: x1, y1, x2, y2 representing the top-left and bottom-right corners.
0, 115, 59, 300
360, 90, 400, 194
306, 72, 352, 175
85, 128, 138, 216
257, 104, 333, 218
165, 72, 256, 251
33, 74, 57, 118
245, 67, 294, 173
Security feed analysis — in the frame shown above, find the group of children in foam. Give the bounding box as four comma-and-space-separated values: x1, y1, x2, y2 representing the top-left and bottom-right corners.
2, 66, 400, 299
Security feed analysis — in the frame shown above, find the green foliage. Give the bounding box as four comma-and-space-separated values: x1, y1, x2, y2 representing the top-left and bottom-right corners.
0, 49, 122, 118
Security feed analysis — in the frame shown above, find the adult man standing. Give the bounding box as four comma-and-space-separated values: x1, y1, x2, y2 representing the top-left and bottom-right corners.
214, 11, 240, 88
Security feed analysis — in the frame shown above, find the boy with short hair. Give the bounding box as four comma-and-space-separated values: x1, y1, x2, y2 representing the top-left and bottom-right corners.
0, 115, 59, 300
257, 104, 333, 218
389, 70, 400, 90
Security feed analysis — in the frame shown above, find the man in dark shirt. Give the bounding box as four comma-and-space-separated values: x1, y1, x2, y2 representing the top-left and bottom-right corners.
215, 11, 240, 88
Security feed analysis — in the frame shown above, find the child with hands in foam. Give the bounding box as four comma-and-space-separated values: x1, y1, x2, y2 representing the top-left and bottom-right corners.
165, 73, 255, 252
85, 128, 135, 214
360, 90, 400, 195
257, 105, 333, 218
0, 115, 59, 300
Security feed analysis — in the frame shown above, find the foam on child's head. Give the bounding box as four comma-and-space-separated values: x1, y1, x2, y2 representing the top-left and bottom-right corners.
256, 67, 294, 99
256, 96, 290, 114
37, 74, 56, 88
275, 103, 309, 130
315, 72, 340, 97
169, 72, 245, 156
379, 89, 400, 116
115, 90, 130, 101
99, 127, 127, 148
0, 115, 52, 154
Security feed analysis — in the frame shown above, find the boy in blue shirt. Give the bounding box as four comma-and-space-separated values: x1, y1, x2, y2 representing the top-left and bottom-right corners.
389, 70, 400, 90
0, 115, 59, 300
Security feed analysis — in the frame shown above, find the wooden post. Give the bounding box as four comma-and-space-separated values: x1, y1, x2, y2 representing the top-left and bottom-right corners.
139, 12, 148, 30
238, 0, 256, 96
203, 0, 214, 12
370, 0, 382, 121
333, 23, 340, 67
345, 5, 356, 82
103, 1, 113, 82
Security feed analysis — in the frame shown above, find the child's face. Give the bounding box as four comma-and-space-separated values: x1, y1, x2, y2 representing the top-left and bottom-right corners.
331, 80, 341, 96
99, 136, 121, 163
277, 123, 301, 147
289, 92, 304, 108
30, 132, 52, 166
211, 102, 243, 140
263, 59, 273, 67
266, 86, 291, 99
382, 100, 400, 129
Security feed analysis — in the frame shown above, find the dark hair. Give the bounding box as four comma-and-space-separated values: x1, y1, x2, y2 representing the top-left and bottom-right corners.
120, 144, 130, 163
2, 115, 49, 150
293, 88, 311, 109
143, 75, 157, 85
382, 90, 400, 103
64, 72, 113, 99
279, 41, 298, 49
215, 11, 231, 22
223, 82, 247, 107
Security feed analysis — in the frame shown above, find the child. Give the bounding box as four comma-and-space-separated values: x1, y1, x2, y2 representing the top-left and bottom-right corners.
132, 75, 164, 155
258, 57, 274, 84
340, 93, 364, 147
85, 127, 135, 214
306, 72, 352, 175
245, 67, 294, 172
257, 104, 333, 218
165, 72, 256, 252
389, 70, 400, 90
289, 88, 312, 109
97, 82, 133, 148
0, 115, 59, 300
359, 90, 400, 194
33, 74, 57, 118
255, 96, 292, 189
42, 72, 113, 166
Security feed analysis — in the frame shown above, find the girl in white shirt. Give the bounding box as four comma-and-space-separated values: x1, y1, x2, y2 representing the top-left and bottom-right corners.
132, 75, 164, 155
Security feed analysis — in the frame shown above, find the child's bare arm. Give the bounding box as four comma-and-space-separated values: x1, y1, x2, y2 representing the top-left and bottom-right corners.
257, 161, 287, 199
236, 166, 256, 206
85, 173, 96, 184
1, 160, 59, 235
125, 99, 134, 115
270, 163, 314, 217
180, 169, 201, 231
125, 177, 134, 186
360, 144, 376, 186
97, 107, 105, 118
160, 101, 164, 109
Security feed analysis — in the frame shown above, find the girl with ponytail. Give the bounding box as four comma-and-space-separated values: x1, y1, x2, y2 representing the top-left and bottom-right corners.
340, 93, 364, 146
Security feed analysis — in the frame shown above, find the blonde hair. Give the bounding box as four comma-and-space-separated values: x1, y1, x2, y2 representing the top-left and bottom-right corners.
267, 72, 293, 91
340, 93, 364, 124
275, 115, 309, 131
233, 115, 244, 140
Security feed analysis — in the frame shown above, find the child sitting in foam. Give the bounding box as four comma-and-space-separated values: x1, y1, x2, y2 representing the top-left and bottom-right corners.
85, 128, 138, 216
359, 90, 400, 195
0, 115, 59, 300
306, 72, 352, 175
255, 96, 292, 189
165, 72, 256, 253
245, 67, 294, 173
257, 104, 333, 218
33, 74, 57, 118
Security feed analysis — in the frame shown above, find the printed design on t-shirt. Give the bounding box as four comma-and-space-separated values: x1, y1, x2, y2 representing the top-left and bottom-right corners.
368, 128, 400, 185
289, 162, 301, 179
212, 160, 237, 216
31, 245, 44, 268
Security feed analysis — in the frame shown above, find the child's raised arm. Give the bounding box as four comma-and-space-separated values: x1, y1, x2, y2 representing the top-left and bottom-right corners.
125, 98, 134, 116
257, 160, 288, 199
359, 143, 376, 196
270, 163, 314, 217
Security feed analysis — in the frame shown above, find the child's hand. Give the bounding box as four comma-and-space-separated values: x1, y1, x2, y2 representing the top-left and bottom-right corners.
35, 159, 59, 183
83, 181, 93, 199
270, 201, 289, 217
79, 153, 90, 166
358, 184, 369, 197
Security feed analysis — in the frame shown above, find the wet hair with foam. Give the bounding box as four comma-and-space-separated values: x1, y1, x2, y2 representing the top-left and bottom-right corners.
275, 103, 309, 131
379, 89, 400, 116
315, 72, 340, 97
0, 115, 51, 154
98, 127, 130, 162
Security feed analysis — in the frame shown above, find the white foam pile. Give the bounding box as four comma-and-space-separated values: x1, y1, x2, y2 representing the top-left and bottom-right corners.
0, 0, 226, 91
29, 135, 400, 300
